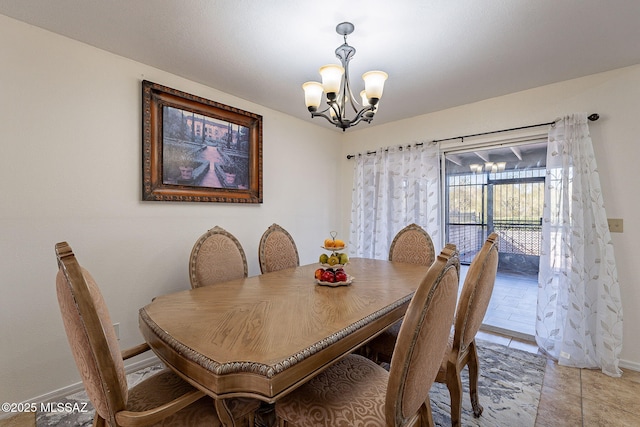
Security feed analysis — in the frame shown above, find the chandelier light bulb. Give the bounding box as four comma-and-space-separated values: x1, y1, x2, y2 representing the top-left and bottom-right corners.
360, 90, 369, 106
302, 81, 324, 111
360, 90, 376, 117
362, 70, 388, 103
319, 64, 344, 98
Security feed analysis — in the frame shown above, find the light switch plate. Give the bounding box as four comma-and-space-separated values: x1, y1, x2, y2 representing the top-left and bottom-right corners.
607, 218, 623, 233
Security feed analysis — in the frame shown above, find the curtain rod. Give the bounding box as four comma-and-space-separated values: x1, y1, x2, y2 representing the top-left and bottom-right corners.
346, 113, 599, 159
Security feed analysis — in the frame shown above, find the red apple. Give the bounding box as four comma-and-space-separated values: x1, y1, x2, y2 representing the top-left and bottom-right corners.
335, 271, 348, 282
321, 270, 335, 283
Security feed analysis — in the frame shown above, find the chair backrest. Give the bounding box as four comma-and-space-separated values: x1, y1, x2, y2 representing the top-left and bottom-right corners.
388, 223, 436, 267
258, 223, 300, 273
189, 226, 248, 288
55, 242, 128, 427
453, 232, 499, 353
386, 244, 459, 426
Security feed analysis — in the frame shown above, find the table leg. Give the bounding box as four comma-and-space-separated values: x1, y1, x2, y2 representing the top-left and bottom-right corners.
214, 399, 237, 427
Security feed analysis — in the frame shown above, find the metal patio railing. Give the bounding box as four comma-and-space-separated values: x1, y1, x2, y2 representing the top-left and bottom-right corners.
445, 171, 544, 270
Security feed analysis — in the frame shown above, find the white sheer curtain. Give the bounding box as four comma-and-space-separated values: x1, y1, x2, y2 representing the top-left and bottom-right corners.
349, 142, 441, 259
536, 113, 623, 377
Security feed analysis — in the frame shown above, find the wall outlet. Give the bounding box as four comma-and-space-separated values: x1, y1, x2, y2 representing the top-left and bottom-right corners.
113, 323, 120, 340
607, 218, 623, 233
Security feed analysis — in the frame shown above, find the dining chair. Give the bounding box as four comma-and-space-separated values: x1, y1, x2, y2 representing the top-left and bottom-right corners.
388, 223, 436, 266
366, 223, 436, 363
434, 232, 499, 427
258, 223, 300, 273
275, 244, 460, 427
54, 241, 259, 427
189, 225, 248, 288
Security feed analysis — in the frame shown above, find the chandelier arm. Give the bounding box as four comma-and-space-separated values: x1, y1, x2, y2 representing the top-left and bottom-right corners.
314, 103, 343, 124
328, 101, 343, 122
342, 72, 362, 115
310, 110, 343, 127
336, 41, 363, 116
348, 105, 376, 127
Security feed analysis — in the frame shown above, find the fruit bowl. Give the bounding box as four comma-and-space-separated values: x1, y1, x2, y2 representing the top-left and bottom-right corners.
321, 245, 346, 251
316, 275, 354, 287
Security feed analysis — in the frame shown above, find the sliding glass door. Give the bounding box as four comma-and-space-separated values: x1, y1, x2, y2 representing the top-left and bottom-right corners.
443, 141, 546, 338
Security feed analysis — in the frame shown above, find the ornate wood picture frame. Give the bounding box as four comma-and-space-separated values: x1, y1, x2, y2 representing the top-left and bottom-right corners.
142, 80, 263, 203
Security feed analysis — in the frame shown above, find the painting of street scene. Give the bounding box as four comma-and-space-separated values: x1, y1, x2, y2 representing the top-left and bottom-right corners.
162, 106, 250, 189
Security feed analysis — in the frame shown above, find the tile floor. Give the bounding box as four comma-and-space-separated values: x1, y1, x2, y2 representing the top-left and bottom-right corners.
478, 330, 640, 426
460, 264, 538, 339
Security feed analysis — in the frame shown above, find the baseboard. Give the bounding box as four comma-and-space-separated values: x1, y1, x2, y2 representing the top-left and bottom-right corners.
20, 355, 160, 407
619, 359, 640, 372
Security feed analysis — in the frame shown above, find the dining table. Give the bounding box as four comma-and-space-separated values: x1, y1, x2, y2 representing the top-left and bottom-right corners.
138, 257, 430, 426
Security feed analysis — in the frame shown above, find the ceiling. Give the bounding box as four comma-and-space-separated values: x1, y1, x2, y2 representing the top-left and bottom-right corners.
2, 1, 640, 131
445, 141, 548, 174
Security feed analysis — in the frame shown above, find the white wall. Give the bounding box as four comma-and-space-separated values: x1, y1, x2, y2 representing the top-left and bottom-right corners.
0, 15, 342, 403
339, 65, 640, 369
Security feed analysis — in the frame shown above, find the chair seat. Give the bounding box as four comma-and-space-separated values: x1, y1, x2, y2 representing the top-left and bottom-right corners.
276, 354, 389, 427
127, 368, 260, 426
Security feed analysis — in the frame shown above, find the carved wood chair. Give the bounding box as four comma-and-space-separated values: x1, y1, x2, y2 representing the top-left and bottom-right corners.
435, 232, 499, 427
189, 226, 248, 288
275, 244, 460, 427
54, 241, 259, 427
388, 223, 436, 267
366, 223, 436, 363
258, 223, 300, 274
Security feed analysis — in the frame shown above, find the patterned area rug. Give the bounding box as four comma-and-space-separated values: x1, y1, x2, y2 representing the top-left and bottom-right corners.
36, 340, 545, 426
430, 340, 546, 426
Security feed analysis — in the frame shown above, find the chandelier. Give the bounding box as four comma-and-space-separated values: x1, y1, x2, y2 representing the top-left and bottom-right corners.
302, 22, 388, 131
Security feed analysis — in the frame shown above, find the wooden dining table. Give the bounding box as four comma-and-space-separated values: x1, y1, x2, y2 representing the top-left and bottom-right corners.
139, 258, 429, 425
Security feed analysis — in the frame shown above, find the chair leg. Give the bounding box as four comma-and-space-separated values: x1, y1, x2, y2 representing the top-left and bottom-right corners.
446, 362, 463, 427
467, 341, 484, 418
420, 399, 434, 427
92, 415, 106, 427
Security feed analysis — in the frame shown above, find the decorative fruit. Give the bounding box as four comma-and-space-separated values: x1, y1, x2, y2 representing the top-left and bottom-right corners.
315, 268, 324, 280
327, 255, 340, 266
324, 238, 335, 248
321, 270, 335, 283
334, 239, 345, 248
319, 254, 329, 264
335, 270, 348, 282
339, 253, 349, 264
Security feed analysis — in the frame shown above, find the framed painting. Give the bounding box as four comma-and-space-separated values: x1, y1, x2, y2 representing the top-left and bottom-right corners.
142, 80, 263, 203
